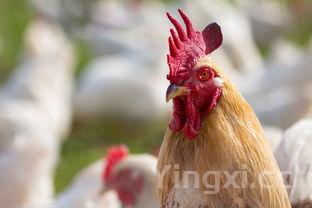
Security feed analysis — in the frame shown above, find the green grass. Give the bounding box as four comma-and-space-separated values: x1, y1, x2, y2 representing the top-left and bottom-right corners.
0, 0, 31, 82
74, 39, 94, 77
286, 19, 312, 47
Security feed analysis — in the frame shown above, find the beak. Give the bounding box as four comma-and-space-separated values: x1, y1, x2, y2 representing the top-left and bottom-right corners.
166, 84, 189, 102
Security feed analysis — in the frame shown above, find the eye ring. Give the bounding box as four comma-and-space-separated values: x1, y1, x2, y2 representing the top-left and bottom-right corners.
197, 69, 210, 81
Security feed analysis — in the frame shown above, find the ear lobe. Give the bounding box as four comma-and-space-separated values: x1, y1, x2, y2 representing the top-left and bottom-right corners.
202, 23, 223, 54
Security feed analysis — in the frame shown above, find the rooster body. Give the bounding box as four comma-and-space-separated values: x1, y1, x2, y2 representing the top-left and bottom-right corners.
157, 10, 290, 208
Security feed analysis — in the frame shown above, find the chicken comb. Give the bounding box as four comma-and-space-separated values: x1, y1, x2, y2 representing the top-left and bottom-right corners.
102, 144, 129, 182
166, 9, 223, 83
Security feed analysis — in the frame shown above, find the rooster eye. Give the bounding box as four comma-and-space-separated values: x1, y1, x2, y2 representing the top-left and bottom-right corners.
197, 70, 210, 81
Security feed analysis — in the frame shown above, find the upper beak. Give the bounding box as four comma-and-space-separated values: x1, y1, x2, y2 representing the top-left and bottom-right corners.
166, 84, 189, 102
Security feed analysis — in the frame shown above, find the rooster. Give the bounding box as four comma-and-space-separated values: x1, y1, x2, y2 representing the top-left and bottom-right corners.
157, 9, 291, 208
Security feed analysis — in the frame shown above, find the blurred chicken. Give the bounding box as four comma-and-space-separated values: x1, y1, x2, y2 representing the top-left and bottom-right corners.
245, 40, 312, 129
55, 160, 121, 208
56, 145, 159, 208
81, 0, 168, 56
102, 145, 159, 208
2, 17, 74, 138
71, 0, 174, 122
0, 17, 74, 208
32, 0, 168, 56
234, 0, 289, 45
74, 54, 169, 121
275, 119, 312, 207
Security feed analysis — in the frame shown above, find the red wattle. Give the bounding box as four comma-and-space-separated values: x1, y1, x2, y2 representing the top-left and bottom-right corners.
169, 98, 185, 132
169, 114, 183, 132
169, 88, 222, 139
117, 190, 135, 206
184, 95, 200, 139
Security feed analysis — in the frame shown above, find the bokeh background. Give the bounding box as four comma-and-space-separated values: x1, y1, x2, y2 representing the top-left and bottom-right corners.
0, 0, 311, 206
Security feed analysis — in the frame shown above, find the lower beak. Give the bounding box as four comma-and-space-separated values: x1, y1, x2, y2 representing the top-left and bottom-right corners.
166, 84, 189, 102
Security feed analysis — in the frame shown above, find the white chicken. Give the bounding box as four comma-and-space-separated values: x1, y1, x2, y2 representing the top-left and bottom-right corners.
55, 160, 121, 208
2, 17, 75, 138
56, 145, 159, 208
74, 54, 169, 121
245, 40, 312, 129
102, 145, 160, 208
275, 119, 312, 206
0, 17, 75, 208
71, 0, 176, 122
32, 0, 168, 57
80, 0, 168, 56
234, 0, 289, 45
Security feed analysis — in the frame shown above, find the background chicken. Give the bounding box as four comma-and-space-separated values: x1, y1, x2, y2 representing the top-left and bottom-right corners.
102, 145, 159, 208
56, 145, 159, 208
275, 119, 312, 207
55, 160, 121, 208
74, 54, 169, 121
245, 40, 312, 129
0, 16, 74, 208
157, 9, 290, 207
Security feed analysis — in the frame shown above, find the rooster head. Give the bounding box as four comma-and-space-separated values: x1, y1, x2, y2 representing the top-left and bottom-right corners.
165, 9, 223, 139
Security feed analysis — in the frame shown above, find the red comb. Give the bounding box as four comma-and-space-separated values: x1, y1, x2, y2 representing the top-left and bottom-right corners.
166, 9, 223, 83
102, 145, 129, 182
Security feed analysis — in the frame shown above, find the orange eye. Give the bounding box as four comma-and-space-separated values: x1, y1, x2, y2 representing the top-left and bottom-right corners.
199, 71, 209, 81
196, 67, 212, 81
